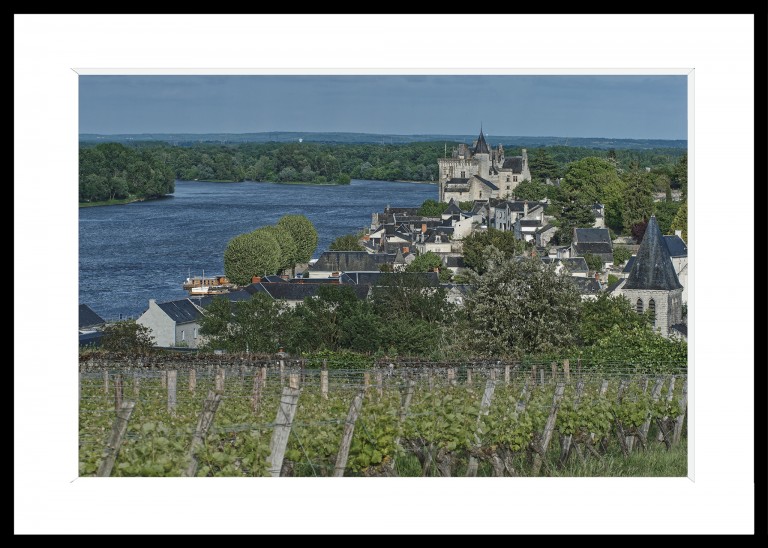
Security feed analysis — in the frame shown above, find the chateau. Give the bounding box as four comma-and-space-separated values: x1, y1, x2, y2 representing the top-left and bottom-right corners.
438, 128, 531, 202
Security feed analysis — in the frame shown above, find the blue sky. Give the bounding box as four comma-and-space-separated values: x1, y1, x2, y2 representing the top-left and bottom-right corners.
79, 75, 687, 140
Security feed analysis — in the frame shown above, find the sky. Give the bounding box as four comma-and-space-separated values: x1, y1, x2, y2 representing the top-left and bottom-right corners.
79, 75, 687, 140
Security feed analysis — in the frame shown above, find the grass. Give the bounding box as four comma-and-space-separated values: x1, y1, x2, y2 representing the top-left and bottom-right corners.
392, 440, 687, 477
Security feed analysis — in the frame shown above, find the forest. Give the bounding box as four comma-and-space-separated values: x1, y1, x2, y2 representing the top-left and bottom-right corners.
79, 140, 686, 202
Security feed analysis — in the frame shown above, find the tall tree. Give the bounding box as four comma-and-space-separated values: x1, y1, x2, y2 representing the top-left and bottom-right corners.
461, 228, 529, 274
621, 164, 655, 233
259, 225, 299, 273
670, 201, 688, 242
276, 215, 318, 266
528, 148, 560, 183
223, 229, 282, 284
557, 157, 625, 234
462, 252, 581, 357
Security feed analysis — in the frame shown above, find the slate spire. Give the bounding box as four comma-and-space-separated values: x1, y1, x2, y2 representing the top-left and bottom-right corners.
623, 216, 683, 290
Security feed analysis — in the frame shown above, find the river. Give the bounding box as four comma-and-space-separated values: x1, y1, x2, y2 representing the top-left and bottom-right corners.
79, 179, 436, 320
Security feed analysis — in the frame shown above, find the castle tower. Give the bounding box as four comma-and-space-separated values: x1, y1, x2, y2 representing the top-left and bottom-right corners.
621, 215, 684, 337
472, 127, 491, 177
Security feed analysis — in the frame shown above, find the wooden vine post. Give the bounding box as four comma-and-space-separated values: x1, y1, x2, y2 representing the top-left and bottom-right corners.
184, 390, 223, 477
96, 401, 136, 477
267, 387, 301, 477
466, 380, 497, 477
167, 370, 177, 416
333, 390, 365, 477
531, 382, 566, 476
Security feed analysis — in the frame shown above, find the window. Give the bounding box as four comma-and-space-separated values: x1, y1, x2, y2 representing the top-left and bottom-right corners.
513, 176, 518, 182
506, 185, 510, 190
636, 299, 643, 314
460, 171, 465, 178
506, 176, 511, 182
194, 328, 198, 339
181, 329, 185, 341
648, 299, 656, 327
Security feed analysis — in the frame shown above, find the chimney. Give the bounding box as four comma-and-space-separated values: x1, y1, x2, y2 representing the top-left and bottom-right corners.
675, 229, 682, 238
595, 272, 600, 281
524, 201, 528, 217
252, 276, 261, 283
149, 298, 156, 307
403, 246, 409, 254
422, 223, 427, 233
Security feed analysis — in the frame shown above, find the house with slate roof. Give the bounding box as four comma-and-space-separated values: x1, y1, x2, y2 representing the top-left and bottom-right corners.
137, 298, 205, 348
570, 228, 614, 267
611, 215, 684, 338
438, 128, 531, 202
307, 251, 395, 278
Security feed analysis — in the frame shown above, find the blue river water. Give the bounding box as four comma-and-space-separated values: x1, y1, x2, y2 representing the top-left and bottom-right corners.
79, 179, 436, 320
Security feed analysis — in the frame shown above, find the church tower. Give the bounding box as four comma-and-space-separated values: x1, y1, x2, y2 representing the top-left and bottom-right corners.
620, 215, 684, 337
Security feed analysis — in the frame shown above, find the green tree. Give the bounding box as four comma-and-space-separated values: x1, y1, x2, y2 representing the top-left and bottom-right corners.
672, 153, 687, 198
670, 201, 687, 242
511, 180, 548, 201
260, 225, 299, 273
653, 200, 681, 235
417, 199, 448, 216
621, 164, 655, 232
528, 148, 560, 183
199, 293, 294, 353
329, 233, 364, 251
405, 251, 443, 272
580, 324, 687, 373
223, 229, 282, 284
101, 321, 155, 354
557, 157, 625, 234
462, 228, 529, 274
462, 252, 581, 356
612, 245, 632, 265
583, 253, 603, 273
578, 293, 650, 346
277, 214, 319, 266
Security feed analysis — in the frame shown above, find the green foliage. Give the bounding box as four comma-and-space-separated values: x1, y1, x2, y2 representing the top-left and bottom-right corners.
223, 229, 281, 284
299, 349, 375, 369
405, 251, 442, 273
199, 293, 293, 353
653, 200, 681, 235
462, 228, 530, 274
511, 180, 560, 202
79, 143, 175, 203
578, 293, 650, 346
607, 274, 619, 285
670, 201, 687, 243
329, 233, 364, 251
277, 215, 318, 264
580, 324, 687, 373
621, 165, 655, 233
583, 253, 603, 273
417, 199, 448, 217
259, 225, 299, 272
100, 321, 155, 353
559, 157, 626, 235
458, 201, 474, 211
462, 254, 581, 356
671, 153, 687, 198
612, 245, 632, 265
528, 148, 560, 182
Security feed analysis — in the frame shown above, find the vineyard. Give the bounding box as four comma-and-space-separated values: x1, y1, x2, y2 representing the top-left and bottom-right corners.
79, 357, 688, 477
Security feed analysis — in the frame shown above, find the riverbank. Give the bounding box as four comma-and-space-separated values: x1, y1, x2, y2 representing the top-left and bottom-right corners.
79, 194, 172, 208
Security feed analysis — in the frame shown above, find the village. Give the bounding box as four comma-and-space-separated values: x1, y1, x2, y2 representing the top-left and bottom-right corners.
79, 129, 688, 351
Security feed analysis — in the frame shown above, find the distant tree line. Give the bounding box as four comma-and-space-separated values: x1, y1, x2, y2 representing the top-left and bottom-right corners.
79, 143, 175, 203
79, 141, 687, 193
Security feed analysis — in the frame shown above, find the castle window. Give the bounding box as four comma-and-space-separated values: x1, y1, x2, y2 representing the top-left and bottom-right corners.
513, 176, 518, 182
506, 176, 511, 182
636, 299, 643, 314
461, 171, 465, 178
648, 299, 656, 327
506, 186, 510, 190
